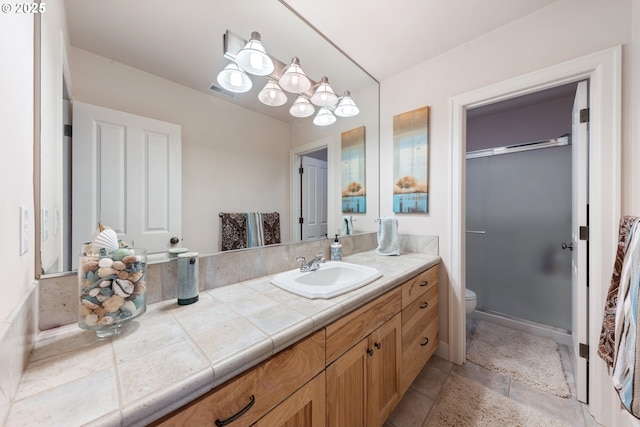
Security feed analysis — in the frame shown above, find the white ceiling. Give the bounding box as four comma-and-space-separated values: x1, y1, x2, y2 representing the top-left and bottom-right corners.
282, 0, 559, 81
64, 0, 561, 120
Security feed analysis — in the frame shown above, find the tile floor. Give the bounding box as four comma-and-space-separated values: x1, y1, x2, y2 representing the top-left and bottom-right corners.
384, 319, 602, 427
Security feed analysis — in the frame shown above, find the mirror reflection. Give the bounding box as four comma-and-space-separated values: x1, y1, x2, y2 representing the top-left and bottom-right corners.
38, 0, 379, 276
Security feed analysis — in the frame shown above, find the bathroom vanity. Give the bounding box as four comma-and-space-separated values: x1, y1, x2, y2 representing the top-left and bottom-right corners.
152, 263, 439, 427
6, 250, 439, 426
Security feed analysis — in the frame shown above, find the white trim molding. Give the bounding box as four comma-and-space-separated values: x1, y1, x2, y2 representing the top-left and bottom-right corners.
449, 46, 621, 426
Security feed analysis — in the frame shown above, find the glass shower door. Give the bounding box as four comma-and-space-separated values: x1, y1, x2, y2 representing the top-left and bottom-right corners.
466, 144, 572, 331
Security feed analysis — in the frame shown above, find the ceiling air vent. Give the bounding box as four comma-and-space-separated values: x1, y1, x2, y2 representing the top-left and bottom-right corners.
209, 83, 236, 98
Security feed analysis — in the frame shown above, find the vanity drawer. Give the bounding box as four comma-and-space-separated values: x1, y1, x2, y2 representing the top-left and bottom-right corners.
401, 265, 438, 309
325, 288, 401, 364
401, 286, 438, 393
154, 330, 325, 427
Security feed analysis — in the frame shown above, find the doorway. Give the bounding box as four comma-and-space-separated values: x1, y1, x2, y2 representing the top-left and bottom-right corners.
299, 148, 328, 241
450, 47, 621, 425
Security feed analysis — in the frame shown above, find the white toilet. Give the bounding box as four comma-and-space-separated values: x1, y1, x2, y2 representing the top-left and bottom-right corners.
465, 289, 477, 314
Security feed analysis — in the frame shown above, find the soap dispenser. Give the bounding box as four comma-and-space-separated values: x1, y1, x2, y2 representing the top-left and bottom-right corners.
331, 234, 342, 261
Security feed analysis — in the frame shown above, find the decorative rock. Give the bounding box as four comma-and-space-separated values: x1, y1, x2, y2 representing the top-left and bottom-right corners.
121, 300, 137, 315
84, 314, 99, 326
122, 255, 137, 264
129, 271, 143, 283
81, 298, 99, 310
113, 248, 134, 261
98, 257, 114, 268
96, 294, 108, 303
100, 316, 115, 325
113, 279, 135, 298
86, 271, 98, 282
112, 261, 126, 271
88, 288, 101, 297
117, 271, 129, 280
100, 287, 114, 296
82, 260, 99, 273
102, 294, 125, 312
99, 279, 113, 288
98, 267, 117, 278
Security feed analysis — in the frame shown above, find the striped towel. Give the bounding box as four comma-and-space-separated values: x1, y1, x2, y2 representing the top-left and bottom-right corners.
246, 213, 265, 248
611, 219, 640, 416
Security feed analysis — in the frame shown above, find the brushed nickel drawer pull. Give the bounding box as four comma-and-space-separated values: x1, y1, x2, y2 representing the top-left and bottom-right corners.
215, 395, 255, 426
420, 301, 429, 309
419, 280, 429, 287
420, 337, 430, 346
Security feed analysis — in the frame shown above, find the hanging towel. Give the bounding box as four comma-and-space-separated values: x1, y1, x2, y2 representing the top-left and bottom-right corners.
599, 216, 640, 368
376, 217, 399, 256
220, 213, 248, 251
342, 216, 354, 235
246, 212, 265, 248
262, 212, 281, 245
611, 219, 640, 416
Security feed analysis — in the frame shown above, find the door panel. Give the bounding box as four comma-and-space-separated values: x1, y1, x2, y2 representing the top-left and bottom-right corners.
301, 155, 328, 240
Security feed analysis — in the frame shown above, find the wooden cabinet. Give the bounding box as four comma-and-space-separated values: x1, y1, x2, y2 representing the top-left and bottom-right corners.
253, 372, 325, 427
152, 330, 325, 427
325, 289, 403, 427
401, 265, 439, 393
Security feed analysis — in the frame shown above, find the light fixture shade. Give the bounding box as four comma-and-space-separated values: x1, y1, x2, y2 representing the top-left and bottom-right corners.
235, 31, 275, 76
216, 62, 253, 93
290, 95, 315, 118
279, 57, 312, 94
310, 76, 339, 106
259, 80, 288, 106
313, 107, 336, 126
334, 91, 360, 117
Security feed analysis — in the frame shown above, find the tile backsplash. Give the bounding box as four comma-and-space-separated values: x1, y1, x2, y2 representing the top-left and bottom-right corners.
37, 233, 438, 331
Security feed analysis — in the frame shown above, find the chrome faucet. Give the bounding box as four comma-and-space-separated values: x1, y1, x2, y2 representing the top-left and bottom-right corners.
296, 253, 326, 272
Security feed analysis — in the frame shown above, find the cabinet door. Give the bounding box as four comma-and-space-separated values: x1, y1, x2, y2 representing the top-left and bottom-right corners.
253, 372, 325, 427
326, 337, 369, 427
368, 313, 402, 427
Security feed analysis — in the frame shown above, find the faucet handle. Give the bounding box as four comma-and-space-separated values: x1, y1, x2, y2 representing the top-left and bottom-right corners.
296, 256, 309, 271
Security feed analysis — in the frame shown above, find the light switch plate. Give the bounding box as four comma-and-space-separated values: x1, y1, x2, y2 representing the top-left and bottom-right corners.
20, 206, 28, 255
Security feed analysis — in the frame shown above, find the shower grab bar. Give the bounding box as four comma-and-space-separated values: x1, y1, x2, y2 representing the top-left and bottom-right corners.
466, 230, 486, 234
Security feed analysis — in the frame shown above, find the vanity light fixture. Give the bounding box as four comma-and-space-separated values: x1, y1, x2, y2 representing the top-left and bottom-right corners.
258, 80, 288, 106
279, 57, 312, 94
235, 31, 274, 76
216, 61, 253, 93
310, 76, 339, 107
334, 91, 360, 117
217, 30, 360, 125
313, 106, 337, 126
289, 95, 315, 118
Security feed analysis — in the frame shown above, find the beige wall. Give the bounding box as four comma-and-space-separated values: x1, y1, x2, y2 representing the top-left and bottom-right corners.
0, 9, 35, 325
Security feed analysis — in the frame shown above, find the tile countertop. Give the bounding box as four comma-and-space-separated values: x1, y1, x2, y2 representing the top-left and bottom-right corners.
6, 250, 440, 427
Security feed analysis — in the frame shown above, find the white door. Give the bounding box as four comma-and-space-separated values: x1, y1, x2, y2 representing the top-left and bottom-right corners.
572, 80, 589, 403
72, 102, 182, 266
300, 155, 328, 240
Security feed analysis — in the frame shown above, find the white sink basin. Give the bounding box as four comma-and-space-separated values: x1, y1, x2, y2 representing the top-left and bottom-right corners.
271, 262, 382, 299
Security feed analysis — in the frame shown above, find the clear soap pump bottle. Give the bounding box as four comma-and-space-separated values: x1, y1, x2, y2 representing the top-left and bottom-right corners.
331, 234, 342, 261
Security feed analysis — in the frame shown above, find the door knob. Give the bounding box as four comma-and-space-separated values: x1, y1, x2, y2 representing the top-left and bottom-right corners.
170, 237, 180, 245
561, 242, 573, 251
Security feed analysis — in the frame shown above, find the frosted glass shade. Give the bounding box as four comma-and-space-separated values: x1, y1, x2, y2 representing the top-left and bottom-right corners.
259, 80, 288, 106
290, 95, 315, 117
313, 107, 336, 126
310, 76, 338, 107
216, 62, 253, 93
235, 32, 274, 76
279, 57, 312, 94
334, 91, 360, 117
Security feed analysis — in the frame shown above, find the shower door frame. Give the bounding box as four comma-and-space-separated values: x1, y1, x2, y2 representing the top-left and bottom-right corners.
449, 46, 621, 425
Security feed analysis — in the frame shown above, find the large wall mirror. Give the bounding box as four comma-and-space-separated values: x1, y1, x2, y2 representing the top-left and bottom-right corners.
37, 0, 380, 277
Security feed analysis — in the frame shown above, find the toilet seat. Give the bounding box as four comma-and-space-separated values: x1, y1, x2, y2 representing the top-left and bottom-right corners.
465, 289, 476, 300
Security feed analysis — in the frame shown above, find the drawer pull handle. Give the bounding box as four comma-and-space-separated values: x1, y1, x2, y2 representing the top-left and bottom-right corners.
374, 342, 382, 349
215, 395, 255, 427
420, 337, 430, 346
420, 301, 429, 309
367, 348, 374, 357
419, 280, 429, 287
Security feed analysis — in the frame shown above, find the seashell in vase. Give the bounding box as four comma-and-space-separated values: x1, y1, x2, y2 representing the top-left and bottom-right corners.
93, 228, 119, 253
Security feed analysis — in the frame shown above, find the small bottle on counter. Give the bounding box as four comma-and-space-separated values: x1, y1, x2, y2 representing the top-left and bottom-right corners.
178, 252, 199, 305
331, 234, 342, 261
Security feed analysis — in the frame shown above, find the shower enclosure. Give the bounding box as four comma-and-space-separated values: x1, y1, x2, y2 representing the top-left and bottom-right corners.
465, 137, 572, 332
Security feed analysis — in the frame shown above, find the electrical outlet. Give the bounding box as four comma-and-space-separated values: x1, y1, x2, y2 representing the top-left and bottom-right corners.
20, 206, 29, 255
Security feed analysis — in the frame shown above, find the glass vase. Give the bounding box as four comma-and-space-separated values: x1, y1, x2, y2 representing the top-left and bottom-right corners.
78, 248, 147, 338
